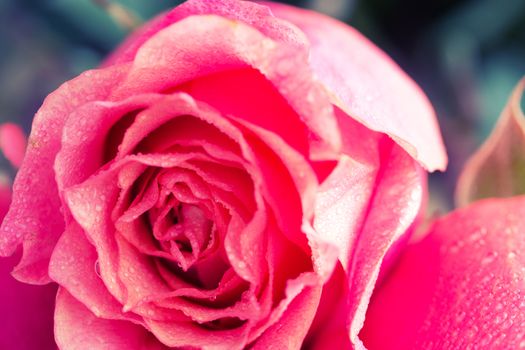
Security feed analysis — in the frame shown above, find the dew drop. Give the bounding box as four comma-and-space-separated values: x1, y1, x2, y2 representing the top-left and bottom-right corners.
94, 260, 101, 278
481, 251, 498, 265
455, 310, 467, 323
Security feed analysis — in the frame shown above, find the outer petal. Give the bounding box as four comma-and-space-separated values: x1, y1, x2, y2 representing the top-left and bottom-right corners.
106, 0, 341, 160
266, 2, 447, 172
103, 0, 309, 66
0, 64, 129, 284
55, 288, 167, 350
361, 197, 525, 350
346, 144, 425, 345
111, 14, 340, 160
0, 253, 57, 350
310, 111, 426, 347
0, 182, 57, 350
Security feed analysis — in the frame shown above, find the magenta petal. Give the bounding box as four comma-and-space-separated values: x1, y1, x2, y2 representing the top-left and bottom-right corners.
0, 64, 129, 284
55, 288, 167, 350
0, 183, 57, 349
362, 196, 525, 350
266, 2, 447, 172
0, 182, 56, 349
0, 253, 57, 350
0, 182, 11, 221
0, 123, 26, 169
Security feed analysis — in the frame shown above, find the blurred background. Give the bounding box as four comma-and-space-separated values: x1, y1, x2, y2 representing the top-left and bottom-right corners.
0, 0, 524, 210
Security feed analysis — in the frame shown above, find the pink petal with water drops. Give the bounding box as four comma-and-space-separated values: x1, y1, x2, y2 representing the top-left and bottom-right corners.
0, 64, 129, 284
110, 11, 341, 160
55, 288, 167, 350
362, 196, 525, 349
266, 2, 447, 172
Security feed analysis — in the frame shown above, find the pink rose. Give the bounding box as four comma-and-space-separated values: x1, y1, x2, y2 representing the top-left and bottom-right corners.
0, 0, 446, 348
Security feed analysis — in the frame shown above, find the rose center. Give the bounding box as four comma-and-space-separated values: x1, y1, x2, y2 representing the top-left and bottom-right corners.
149, 196, 215, 270
164, 204, 211, 253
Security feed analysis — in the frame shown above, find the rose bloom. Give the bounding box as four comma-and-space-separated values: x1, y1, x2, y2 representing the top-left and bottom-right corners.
0, 0, 448, 349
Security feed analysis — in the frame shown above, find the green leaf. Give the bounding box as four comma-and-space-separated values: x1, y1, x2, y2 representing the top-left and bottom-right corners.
456, 78, 525, 207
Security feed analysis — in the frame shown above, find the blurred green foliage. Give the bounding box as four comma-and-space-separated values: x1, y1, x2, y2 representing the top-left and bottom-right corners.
0, 0, 524, 206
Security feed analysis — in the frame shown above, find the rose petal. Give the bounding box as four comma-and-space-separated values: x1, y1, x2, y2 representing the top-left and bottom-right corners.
229, 119, 314, 258
55, 93, 164, 194
155, 264, 247, 305
250, 285, 322, 349
55, 288, 167, 350
145, 316, 250, 350
64, 153, 197, 304
103, 0, 309, 67
266, 2, 447, 172
312, 118, 425, 347
107, 1, 340, 156
115, 234, 171, 312
302, 264, 352, 349
313, 110, 384, 274
177, 67, 309, 159
362, 196, 525, 349
111, 14, 341, 160
0, 123, 27, 169
0, 64, 129, 284
232, 216, 318, 344
49, 221, 141, 324
347, 143, 425, 344
157, 287, 260, 325
119, 97, 243, 162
